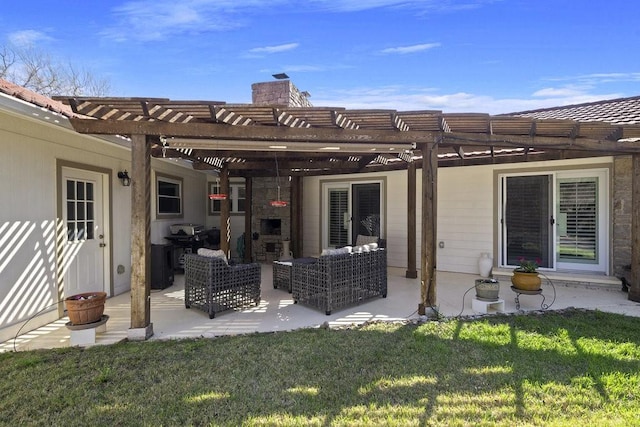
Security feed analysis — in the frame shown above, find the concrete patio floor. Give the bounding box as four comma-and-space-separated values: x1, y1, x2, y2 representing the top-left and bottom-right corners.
3, 264, 640, 352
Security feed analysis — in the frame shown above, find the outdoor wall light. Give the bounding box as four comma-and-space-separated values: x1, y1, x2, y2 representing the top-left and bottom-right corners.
117, 170, 131, 187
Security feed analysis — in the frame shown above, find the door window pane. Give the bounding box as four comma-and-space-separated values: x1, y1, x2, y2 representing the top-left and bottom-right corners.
328, 189, 349, 247
77, 181, 85, 200
505, 175, 551, 268
237, 185, 246, 213
557, 178, 597, 262
353, 183, 381, 241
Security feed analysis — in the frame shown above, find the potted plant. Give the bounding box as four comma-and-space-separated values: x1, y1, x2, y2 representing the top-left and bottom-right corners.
511, 257, 542, 291
64, 292, 107, 325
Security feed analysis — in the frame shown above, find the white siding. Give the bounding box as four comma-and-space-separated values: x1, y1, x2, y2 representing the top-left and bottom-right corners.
437, 165, 495, 274
302, 157, 614, 274
0, 102, 207, 342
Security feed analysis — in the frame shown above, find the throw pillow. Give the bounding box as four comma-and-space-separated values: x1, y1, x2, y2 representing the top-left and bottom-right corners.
197, 248, 228, 264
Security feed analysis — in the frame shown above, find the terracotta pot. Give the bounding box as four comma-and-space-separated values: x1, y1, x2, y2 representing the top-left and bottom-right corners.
64, 292, 107, 325
511, 271, 541, 291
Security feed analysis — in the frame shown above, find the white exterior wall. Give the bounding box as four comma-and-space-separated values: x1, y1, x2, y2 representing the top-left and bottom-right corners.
0, 98, 207, 342
303, 156, 614, 274
437, 165, 495, 274
150, 161, 207, 246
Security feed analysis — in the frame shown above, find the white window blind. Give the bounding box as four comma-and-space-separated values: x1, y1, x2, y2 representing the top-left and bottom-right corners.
558, 178, 597, 261
328, 189, 349, 247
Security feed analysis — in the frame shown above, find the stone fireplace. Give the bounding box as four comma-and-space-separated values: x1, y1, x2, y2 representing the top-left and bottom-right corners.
248, 79, 308, 262
251, 177, 291, 262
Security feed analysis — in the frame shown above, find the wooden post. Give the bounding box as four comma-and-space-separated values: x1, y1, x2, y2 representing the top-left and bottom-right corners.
419, 142, 438, 315
291, 175, 303, 258
128, 134, 153, 340
630, 155, 640, 302
244, 177, 252, 262
406, 160, 417, 278
220, 165, 231, 258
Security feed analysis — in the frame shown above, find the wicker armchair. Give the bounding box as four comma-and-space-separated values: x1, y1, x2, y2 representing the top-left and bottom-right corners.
291, 248, 387, 315
184, 253, 261, 318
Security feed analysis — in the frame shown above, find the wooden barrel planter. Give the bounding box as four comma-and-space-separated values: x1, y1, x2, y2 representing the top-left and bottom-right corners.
64, 292, 107, 325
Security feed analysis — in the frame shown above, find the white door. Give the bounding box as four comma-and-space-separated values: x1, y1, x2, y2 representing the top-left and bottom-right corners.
62, 168, 109, 296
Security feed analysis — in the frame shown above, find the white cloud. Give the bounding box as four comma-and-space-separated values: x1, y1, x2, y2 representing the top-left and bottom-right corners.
547, 72, 640, 86
532, 87, 588, 98
380, 43, 440, 54
248, 43, 299, 54
8, 30, 53, 47
309, 85, 623, 115
101, 0, 499, 42
308, 0, 498, 13
102, 0, 249, 41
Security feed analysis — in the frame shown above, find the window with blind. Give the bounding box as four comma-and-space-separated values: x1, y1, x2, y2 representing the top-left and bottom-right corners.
557, 177, 598, 263
328, 188, 349, 247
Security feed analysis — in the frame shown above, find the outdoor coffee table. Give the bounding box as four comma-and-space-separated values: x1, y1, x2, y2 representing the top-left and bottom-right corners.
273, 257, 317, 293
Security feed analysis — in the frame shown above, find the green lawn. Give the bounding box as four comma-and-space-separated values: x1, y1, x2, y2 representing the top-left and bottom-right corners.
1, 309, 639, 426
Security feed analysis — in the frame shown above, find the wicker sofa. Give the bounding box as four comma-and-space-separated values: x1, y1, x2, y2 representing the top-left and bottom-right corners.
184, 253, 261, 318
291, 246, 387, 315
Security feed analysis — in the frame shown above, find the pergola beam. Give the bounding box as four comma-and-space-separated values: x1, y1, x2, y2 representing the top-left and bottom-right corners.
70, 118, 640, 154
69, 118, 431, 145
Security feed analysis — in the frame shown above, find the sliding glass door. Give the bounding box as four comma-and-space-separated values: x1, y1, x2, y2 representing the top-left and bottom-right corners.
500, 169, 608, 273
323, 180, 383, 248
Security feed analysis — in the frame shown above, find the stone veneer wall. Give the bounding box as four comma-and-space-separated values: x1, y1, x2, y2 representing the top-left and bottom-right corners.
249, 79, 308, 262
251, 80, 313, 107
612, 156, 632, 280
251, 177, 292, 262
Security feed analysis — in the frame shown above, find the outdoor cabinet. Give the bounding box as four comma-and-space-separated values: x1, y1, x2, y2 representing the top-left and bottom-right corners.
151, 243, 174, 289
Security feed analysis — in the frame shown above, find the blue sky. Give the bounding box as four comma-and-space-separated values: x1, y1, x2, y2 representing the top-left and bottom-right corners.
2, 0, 639, 114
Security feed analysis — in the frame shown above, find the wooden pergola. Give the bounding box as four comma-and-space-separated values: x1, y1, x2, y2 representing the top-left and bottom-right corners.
57, 97, 640, 339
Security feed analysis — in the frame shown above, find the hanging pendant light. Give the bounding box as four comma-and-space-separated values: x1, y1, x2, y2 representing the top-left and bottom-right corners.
209, 177, 228, 200
270, 153, 288, 207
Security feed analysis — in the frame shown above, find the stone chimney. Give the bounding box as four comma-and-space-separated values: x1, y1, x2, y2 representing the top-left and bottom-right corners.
251, 80, 312, 107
